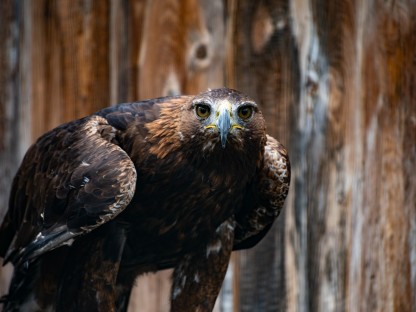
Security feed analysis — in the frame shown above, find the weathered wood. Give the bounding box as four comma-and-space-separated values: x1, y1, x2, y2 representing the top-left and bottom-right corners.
286, 1, 354, 310
0, 1, 415, 311
1, 0, 112, 305
128, 0, 227, 310
287, 1, 416, 311
229, 0, 298, 310
137, 0, 225, 99
29, 0, 110, 138
344, 2, 416, 311
0, 1, 20, 218
0, 0, 23, 302
109, 0, 146, 104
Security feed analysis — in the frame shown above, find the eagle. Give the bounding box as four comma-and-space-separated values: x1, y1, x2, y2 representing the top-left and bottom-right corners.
0, 88, 290, 311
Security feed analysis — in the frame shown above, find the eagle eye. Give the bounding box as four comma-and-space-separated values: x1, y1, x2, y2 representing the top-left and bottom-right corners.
195, 104, 211, 119
238, 105, 254, 120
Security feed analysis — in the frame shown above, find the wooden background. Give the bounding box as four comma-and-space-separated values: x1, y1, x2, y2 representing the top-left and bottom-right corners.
1, 0, 415, 311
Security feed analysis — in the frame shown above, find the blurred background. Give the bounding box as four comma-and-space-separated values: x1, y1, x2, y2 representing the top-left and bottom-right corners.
0, 0, 415, 311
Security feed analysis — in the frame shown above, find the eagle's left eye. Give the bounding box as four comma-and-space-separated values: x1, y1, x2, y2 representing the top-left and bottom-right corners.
195, 104, 211, 119
238, 105, 254, 120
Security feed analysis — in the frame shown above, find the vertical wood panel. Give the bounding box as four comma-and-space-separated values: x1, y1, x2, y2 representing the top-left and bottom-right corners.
128, 0, 227, 310
0, 0, 22, 303
137, 0, 225, 99
230, 0, 299, 310
31, 0, 110, 138
110, 0, 146, 104
129, 0, 188, 308
287, 1, 416, 311
301, 1, 353, 311
138, 0, 186, 98
348, 2, 416, 310
0, 0, 21, 218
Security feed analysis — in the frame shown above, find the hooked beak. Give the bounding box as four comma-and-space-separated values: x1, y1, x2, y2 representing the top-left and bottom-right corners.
217, 106, 231, 148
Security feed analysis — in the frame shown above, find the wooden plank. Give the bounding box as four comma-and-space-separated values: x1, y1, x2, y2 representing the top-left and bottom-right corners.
128, 270, 172, 312
290, 0, 416, 311
0, 0, 21, 219
128, 0, 186, 308
231, 0, 416, 311
288, 1, 354, 310
30, 0, 110, 138
1, 0, 112, 305
0, 0, 35, 306
138, 0, 224, 99
109, 0, 146, 104
229, 0, 298, 310
345, 2, 416, 310
0, 0, 22, 304
128, 0, 227, 310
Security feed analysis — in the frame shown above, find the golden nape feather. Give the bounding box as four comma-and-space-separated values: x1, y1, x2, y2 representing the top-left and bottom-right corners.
0, 88, 290, 311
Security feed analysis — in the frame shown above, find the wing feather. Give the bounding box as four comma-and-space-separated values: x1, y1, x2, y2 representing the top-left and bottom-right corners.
1, 115, 136, 266
234, 135, 290, 250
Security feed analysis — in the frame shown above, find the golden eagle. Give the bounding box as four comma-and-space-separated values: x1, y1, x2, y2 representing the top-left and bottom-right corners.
0, 88, 290, 311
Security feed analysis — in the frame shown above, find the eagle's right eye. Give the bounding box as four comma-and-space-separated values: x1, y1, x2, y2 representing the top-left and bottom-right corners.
195, 104, 211, 119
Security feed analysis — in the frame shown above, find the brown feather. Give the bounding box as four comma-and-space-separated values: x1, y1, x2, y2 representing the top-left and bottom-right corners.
234, 135, 291, 249
145, 99, 187, 159
0, 88, 290, 311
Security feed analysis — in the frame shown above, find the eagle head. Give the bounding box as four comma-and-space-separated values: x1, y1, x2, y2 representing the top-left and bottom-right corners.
181, 88, 266, 153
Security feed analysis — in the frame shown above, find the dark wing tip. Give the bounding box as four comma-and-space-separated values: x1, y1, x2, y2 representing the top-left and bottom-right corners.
4, 226, 73, 266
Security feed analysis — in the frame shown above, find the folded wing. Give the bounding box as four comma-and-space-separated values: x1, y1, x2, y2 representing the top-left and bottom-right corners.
0, 115, 136, 266
234, 135, 290, 250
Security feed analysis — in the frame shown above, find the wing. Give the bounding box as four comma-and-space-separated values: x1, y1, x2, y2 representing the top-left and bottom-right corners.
234, 135, 290, 250
0, 115, 136, 266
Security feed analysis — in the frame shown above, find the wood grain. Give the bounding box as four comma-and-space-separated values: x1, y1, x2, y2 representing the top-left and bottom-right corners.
347, 2, 416, 310
0, 1, 415, 311
129, 0, 227, 310
0, 0, 22, 303
229, 0, 298, 310
286, 1, 416, 311
109, 0, 146, 104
